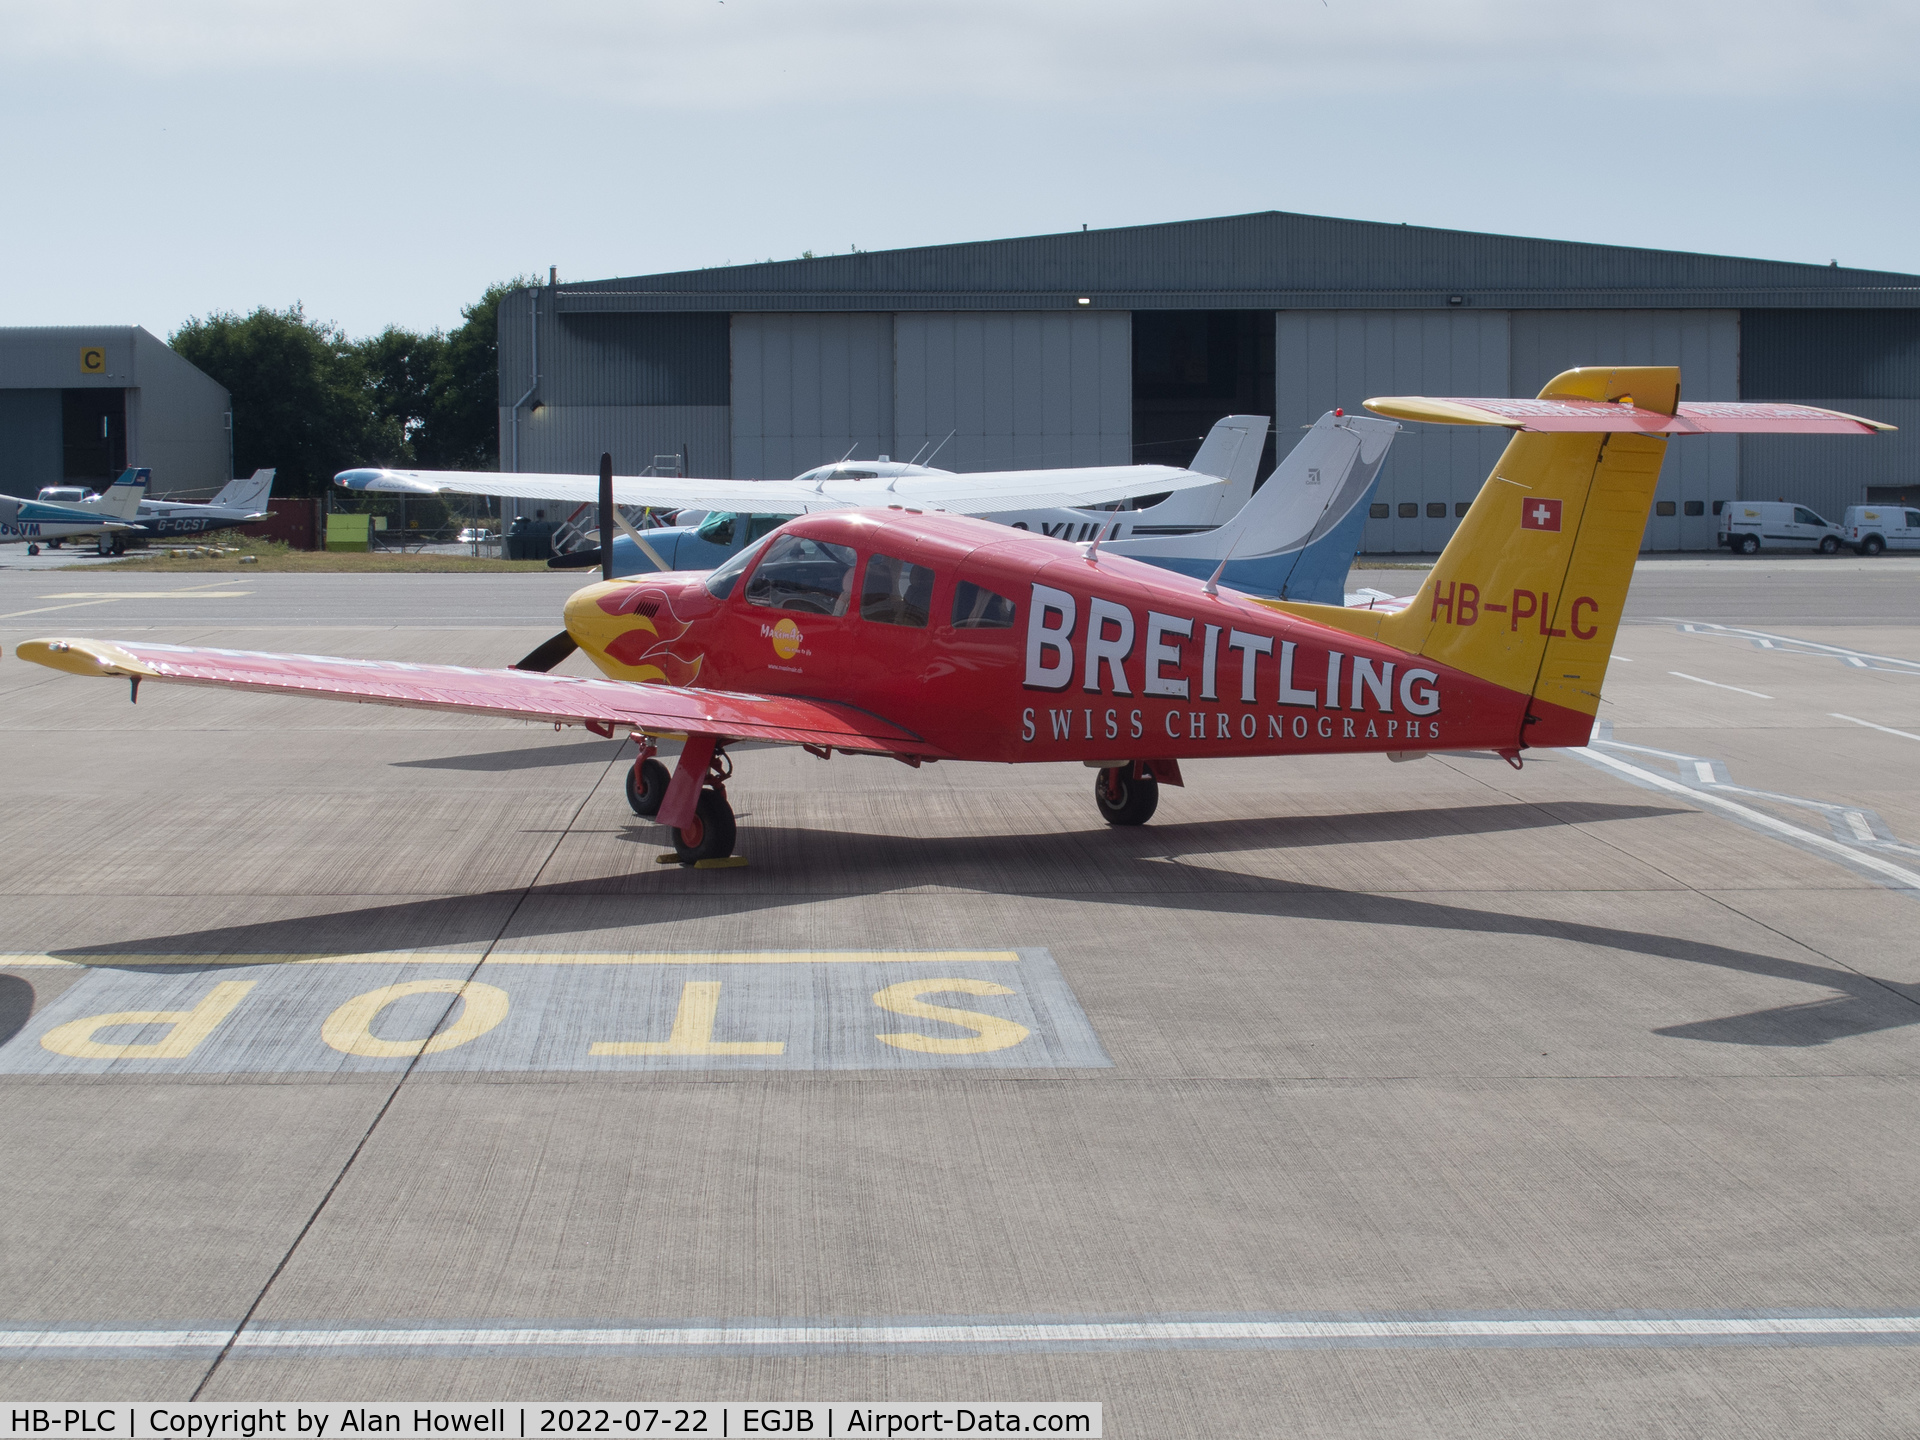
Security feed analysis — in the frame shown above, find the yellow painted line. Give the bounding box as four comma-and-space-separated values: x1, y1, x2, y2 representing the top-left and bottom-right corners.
1, 582, 252, 620
3, 951, 1020, 969
35, 590, 254, 599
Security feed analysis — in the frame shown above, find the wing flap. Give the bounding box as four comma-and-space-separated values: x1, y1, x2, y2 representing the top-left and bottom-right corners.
17, 639, 944, 755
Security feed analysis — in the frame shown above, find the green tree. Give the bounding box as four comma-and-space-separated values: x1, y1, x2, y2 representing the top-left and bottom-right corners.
412, 278, 531, 471
170, 278, 530, 499
170, 304, 385, 497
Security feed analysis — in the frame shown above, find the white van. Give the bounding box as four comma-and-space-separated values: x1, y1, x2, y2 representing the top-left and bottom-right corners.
1719, 501, 1847, 555
1840, 505, 1920, 555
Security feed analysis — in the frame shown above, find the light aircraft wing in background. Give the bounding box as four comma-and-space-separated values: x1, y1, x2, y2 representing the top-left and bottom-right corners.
333, 462, 1223, 517
16, 639, 948, 758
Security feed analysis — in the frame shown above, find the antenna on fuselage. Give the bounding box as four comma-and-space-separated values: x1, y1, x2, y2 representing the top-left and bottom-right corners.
599, 452, 615, 584
1203, 530, 1242, 596
921, 429, 956, 468
1083, 518, 1113, 562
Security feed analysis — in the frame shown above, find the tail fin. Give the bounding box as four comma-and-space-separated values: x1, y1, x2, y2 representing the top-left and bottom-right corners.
95, 468, 150, 521
1109, 411, 1398, 603
210, 468, 276, 512
1261, 366, 1890, 748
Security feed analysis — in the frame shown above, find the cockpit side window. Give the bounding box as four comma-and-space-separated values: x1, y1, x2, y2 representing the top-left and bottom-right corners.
747, 513, 786, 541
744, 533, 858, 616
951, 580, 1016, 629
697, 511, 738, 545
860, 553, 935, 627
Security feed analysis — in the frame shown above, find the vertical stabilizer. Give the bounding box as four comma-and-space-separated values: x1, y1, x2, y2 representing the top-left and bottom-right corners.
96, 468, 151, 521
210, 469, 276, 512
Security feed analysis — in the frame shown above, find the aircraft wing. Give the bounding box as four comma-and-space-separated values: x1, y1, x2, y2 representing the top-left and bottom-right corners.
333, 462, 1216, 516
16, 639, 948, 756
1366, 396, 1895, 435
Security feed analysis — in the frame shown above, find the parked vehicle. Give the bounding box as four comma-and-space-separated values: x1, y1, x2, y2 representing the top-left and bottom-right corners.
1840, 504, 1920, 555
1718, 500, 1847, 554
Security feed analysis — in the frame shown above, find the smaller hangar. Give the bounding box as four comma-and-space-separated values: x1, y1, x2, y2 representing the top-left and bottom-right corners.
0, 327, 231, 499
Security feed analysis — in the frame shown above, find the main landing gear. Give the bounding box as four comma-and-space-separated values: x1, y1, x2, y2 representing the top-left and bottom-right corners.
631, 738, 737, 863
1094, 763, 1159, 826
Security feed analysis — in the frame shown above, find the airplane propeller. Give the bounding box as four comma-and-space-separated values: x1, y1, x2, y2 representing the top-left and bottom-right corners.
510, 454, 615, 673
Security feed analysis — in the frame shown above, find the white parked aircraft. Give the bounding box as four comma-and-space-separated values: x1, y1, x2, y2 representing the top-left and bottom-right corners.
2, 471, 146, 555
40, 469, 275, 545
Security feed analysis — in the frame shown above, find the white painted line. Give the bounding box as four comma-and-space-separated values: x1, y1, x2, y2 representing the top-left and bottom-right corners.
1692, 761, 1716, 783
8, 1315, 1920, 1353
1669, 621, 1920, 673
1845, 811, 1877, 843
1669, 671, 1771, 699
1611, 654, 1633, 662
1833, 713, 1920, 744
1582, 747, 1920, 890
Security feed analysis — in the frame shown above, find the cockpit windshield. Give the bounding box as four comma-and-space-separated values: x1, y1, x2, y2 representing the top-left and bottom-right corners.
703, 531, 776, 599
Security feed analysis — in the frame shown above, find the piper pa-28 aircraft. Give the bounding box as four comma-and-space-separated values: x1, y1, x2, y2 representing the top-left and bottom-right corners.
39, 468, 276, 543
20, 368, 1890, 866
3, 470, 148, 555
335, 412, 1399, 604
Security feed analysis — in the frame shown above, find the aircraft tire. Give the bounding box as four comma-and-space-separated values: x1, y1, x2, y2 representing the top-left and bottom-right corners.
26, 544, 38, 556
626, 757, 671, 816
673, 789, 736, 863
1094, 767, 1159, 826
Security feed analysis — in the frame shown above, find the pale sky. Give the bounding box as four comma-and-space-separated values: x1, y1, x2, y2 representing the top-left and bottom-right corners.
4, 0, 1916, 340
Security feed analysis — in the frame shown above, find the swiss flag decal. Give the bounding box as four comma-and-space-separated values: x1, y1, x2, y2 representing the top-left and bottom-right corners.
1521, 498, 1563, 532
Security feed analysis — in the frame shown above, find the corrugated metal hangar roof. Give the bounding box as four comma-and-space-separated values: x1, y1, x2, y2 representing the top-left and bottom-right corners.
555, 210, 1920, 313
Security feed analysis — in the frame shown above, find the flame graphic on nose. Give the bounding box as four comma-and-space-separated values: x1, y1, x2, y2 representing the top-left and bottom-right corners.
574, 584, 703, 686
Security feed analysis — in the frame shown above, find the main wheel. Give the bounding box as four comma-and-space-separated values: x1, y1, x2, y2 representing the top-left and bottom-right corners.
673, 788, 736, 862
625, 757, 671, 816
1094, 766, 1159, 826
1862, 535, 1885, 556
1734, 534, 1760, 555
1819, 535, 1841, 554
96, 535, 111, 556
111, 535, 126, 555
25, 544, 38, 556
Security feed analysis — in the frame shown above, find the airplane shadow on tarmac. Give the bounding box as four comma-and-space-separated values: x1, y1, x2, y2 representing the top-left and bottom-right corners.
46, 800, 1920, 1050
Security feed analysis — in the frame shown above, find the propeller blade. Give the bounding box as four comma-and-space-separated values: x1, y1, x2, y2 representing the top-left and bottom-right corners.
511, 631, 579, 673
599, 453, 615, 584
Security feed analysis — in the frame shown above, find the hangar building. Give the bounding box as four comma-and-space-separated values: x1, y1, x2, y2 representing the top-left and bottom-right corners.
497, 212, 1920, 552
0, 327, 232, 500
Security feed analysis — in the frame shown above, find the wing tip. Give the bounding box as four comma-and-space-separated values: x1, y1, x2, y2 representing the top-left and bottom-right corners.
17, 638, 157, 679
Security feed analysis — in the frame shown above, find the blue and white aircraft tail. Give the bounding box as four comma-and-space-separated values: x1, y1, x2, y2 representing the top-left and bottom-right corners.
1104, 411, 1400, 605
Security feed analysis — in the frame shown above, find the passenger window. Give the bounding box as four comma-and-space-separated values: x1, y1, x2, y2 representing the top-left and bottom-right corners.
1906, 511, 1920, 528
860, 553, 936, 627
744, 534, 858, 616
951, 580, 1016, 629
697, 511, 738, 545
1794, 507, 1824, 526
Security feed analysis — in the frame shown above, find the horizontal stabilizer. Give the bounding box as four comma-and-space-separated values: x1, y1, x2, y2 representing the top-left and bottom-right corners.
1367, 396, 1892, 435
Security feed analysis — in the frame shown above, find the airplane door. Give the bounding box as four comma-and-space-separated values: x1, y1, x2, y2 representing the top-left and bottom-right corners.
846, 550, 939, 709
720, 532, 861, 695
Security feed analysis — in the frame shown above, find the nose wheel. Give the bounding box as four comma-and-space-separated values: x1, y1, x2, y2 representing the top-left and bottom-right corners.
1095, 764, 1159, 826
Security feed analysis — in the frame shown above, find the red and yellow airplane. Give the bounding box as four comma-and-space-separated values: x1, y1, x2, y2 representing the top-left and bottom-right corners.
18, 368, 1890, 864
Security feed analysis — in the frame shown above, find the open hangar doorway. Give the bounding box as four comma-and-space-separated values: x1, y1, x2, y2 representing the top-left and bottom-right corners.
1132, 311, 1277, 484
